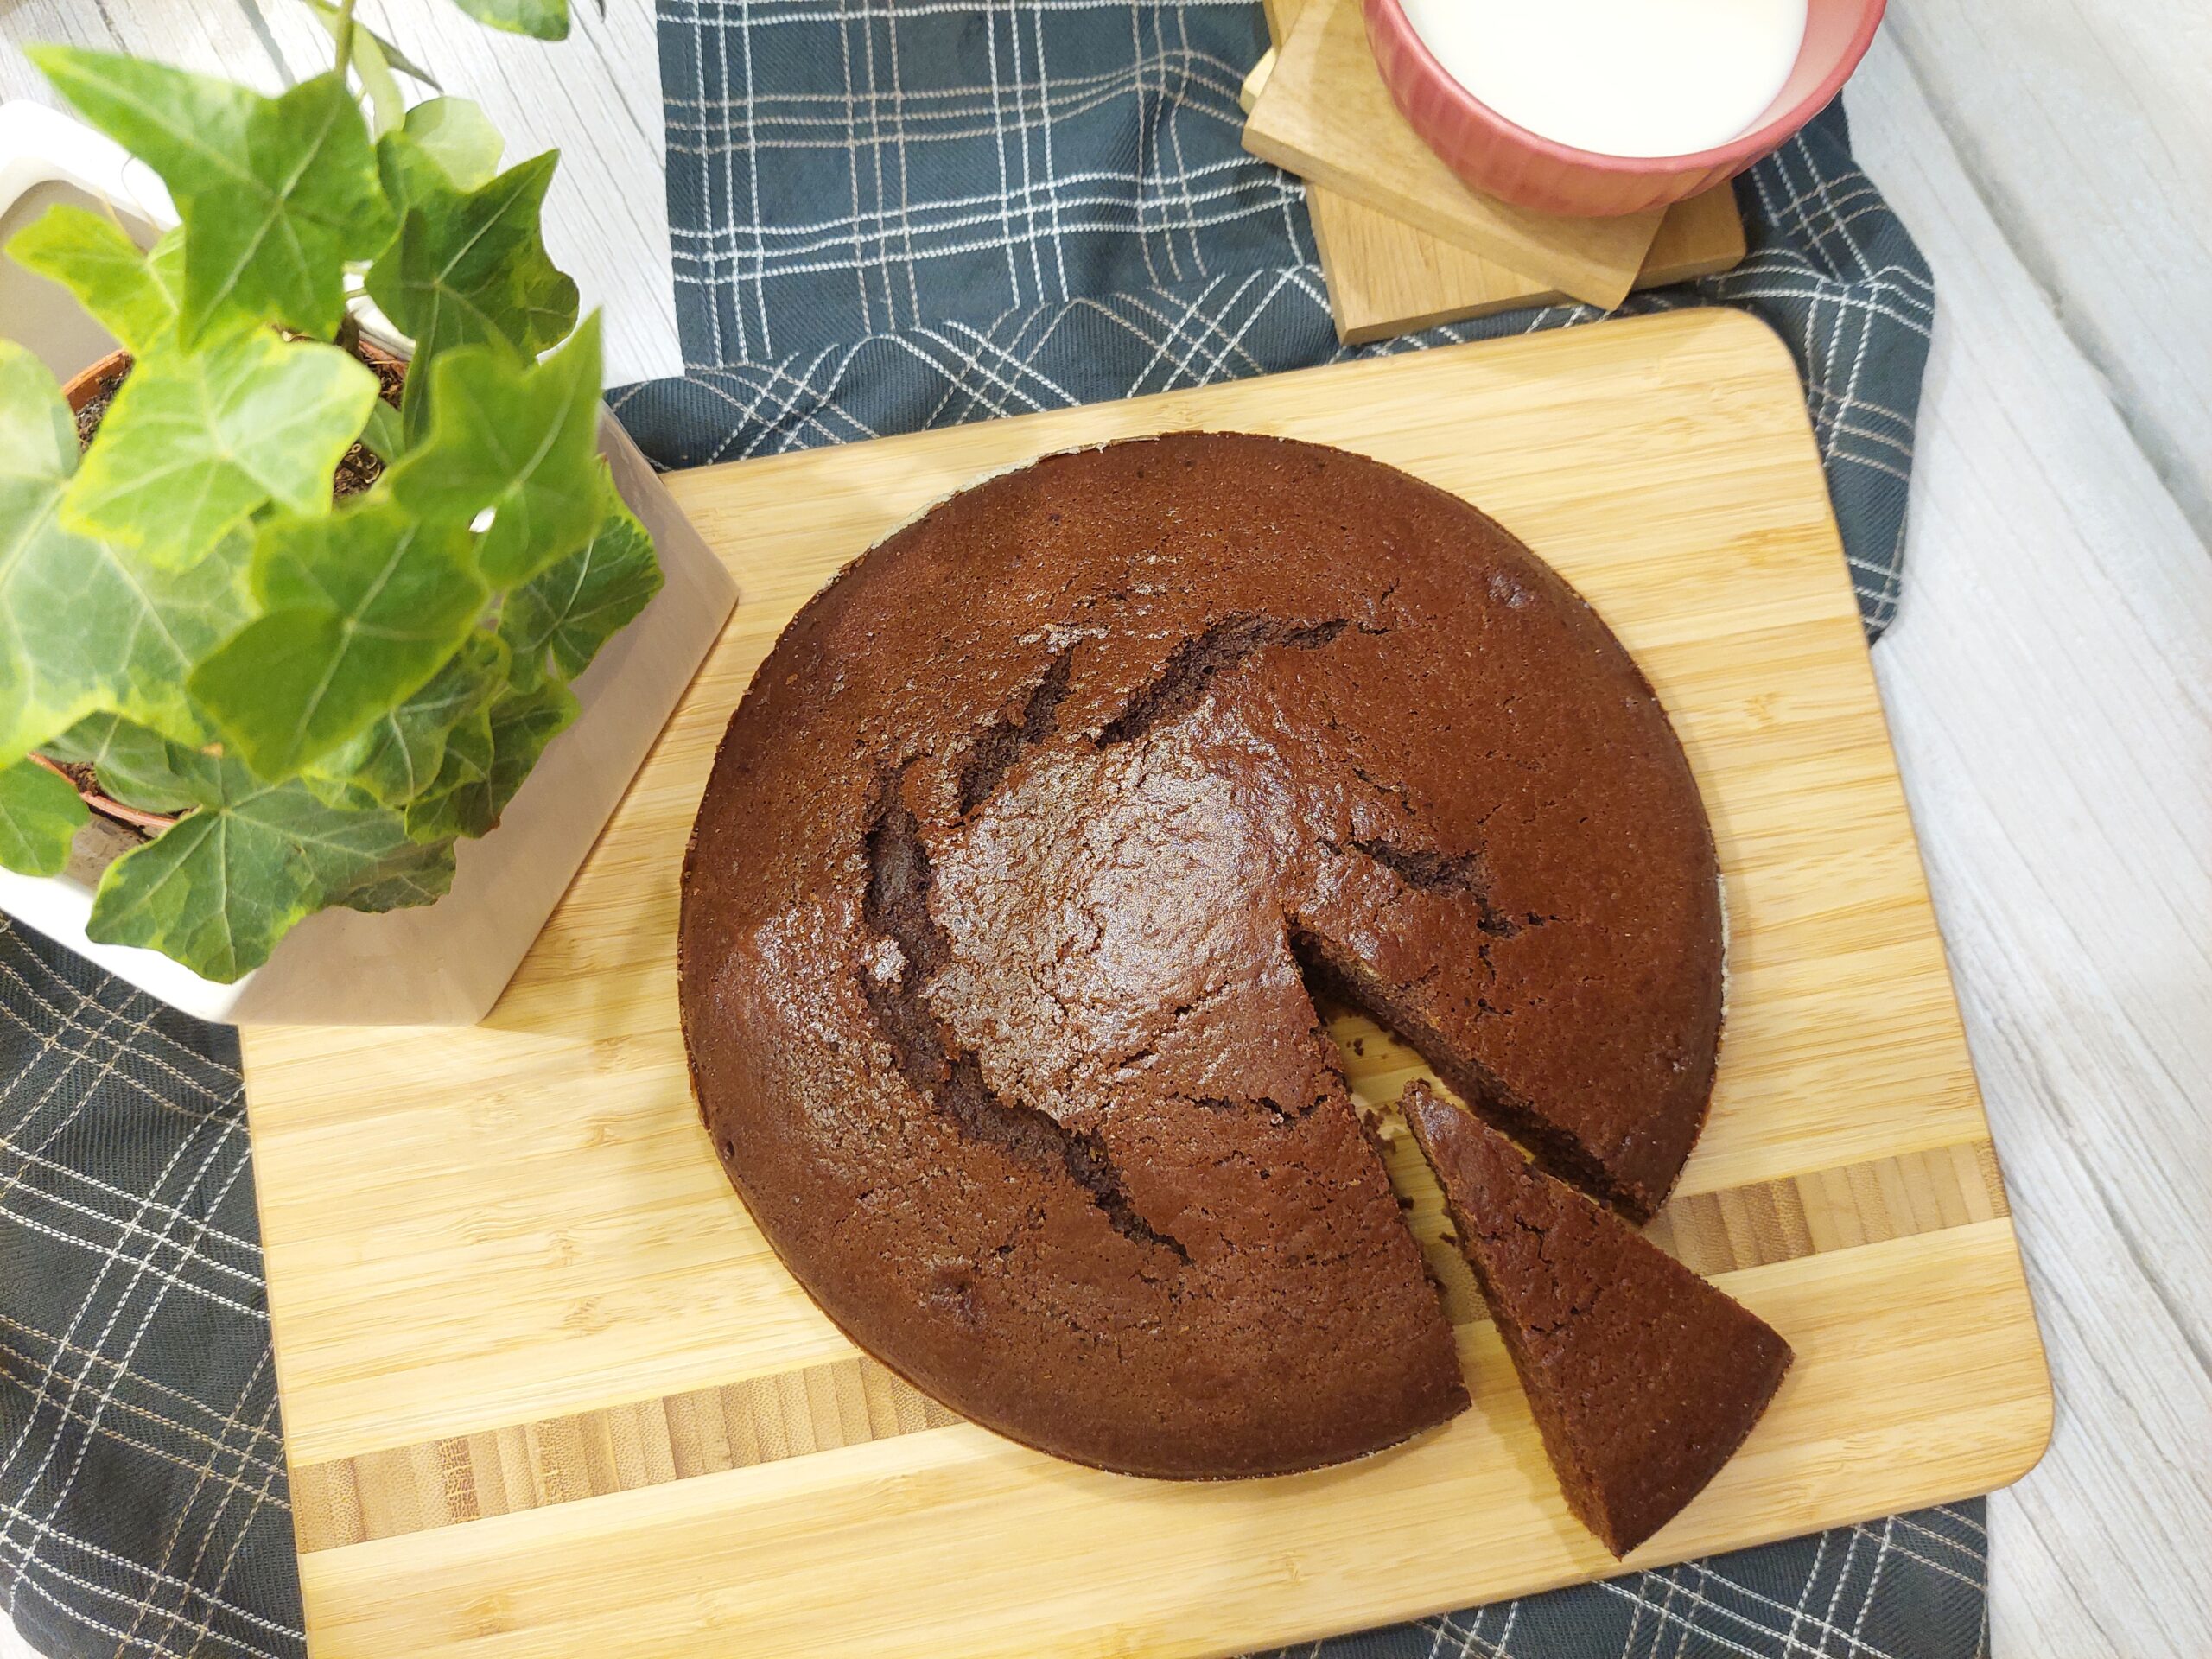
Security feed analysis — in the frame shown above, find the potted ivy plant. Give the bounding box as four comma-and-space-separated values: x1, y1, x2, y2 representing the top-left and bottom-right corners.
0, 0, 735, 1024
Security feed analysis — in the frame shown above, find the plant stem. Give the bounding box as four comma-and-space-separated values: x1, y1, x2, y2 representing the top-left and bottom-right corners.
27, 753, 179, 836
334, 0, 358, 74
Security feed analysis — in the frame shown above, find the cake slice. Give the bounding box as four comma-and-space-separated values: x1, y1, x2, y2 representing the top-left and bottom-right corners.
1402, 1081, 1791, 1555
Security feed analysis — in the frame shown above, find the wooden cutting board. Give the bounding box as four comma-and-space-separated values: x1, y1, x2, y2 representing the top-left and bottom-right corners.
1247, 0, 1745, 342
1245, 0, 1665, 308
240, 310, 2050, 1659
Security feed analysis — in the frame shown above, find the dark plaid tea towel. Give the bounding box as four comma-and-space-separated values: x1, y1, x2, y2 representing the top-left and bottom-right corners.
615, 1, 1934, 637
2, 4, 1958, 1658
0, 931, 294, 1659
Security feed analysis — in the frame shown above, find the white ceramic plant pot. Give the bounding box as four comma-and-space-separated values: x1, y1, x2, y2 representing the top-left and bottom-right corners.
0, 101, 738, 1026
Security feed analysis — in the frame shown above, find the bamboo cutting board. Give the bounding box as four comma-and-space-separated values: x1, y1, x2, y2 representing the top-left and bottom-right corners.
1245, 0, 1665, 308
239, 310, 2050, 1659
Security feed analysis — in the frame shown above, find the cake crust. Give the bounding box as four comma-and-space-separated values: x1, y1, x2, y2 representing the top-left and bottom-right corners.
1403, 1082, 1791, 1553
678, 433, 1724, 1478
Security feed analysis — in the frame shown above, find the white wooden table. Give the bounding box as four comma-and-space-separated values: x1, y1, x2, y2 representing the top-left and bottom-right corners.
3, 7, 2209, 1656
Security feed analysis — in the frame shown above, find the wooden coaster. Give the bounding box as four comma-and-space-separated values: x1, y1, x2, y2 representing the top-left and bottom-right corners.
1245, 0, 1665, 310
1312, 182, 1745, 344
1244, 0, 1746, 342
1239, 47, 1279, 115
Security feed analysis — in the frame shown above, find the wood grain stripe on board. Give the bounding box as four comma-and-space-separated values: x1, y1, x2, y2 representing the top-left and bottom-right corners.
292, 1357, 966, 1555
291, 1138, 2007, 1554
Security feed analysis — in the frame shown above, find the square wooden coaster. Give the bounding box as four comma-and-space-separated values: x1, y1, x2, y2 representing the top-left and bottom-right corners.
1245, 0, 1665, 308
1243, 0, 1747, 343
1311, 181, 1745, 343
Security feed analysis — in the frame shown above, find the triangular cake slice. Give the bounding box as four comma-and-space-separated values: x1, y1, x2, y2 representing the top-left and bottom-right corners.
1402, 1081, 1792, 1556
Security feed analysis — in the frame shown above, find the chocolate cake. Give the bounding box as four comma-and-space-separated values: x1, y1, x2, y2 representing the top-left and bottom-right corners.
1402, 1082, 1790, 1553
678, 433, 1724, 1478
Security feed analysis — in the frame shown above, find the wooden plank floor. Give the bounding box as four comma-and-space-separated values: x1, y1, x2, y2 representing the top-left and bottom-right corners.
0, 0, 683, 385
1844, 37, 2212, 1655
1886, 0, 2212, 548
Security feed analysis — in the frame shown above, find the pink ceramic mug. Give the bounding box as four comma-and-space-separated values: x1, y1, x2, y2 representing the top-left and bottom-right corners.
1362, 0, 1887, 218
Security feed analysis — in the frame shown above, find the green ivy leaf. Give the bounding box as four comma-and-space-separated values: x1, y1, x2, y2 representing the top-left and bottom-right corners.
382, 99, 503, 201
41, 714, 214, 813
189, 500, 488, 779
486, 676, 577, 817
0, 337, 76, 475
303, 0, 443, 91
365, 149, 577, 378
29, 54, 393, 341
0, 759, 88, 877
301, 0, 441, 136
404, 99, 501, 188
358, 399, 403, 463
402, 700, 496, 842
398, 673, 572, 843
387, 314, 603, 586
9, 207, 169, 354
4, 524, 255, 759
317, 3, 404, 136
0, 345, 253, 764
63, 329, 378, 568
339, 846, 459, 913
8, 215, 257, 358
86, 753, 454, 982
448, 0, 570, 43
311, 632, 507, 808
499, 466, 659, 686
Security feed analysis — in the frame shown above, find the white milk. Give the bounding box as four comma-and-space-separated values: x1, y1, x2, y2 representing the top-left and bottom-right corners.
1397, 0, 1808, 159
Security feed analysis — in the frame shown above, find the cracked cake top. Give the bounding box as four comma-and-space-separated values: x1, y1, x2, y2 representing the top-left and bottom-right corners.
677, 432, 1723, 1478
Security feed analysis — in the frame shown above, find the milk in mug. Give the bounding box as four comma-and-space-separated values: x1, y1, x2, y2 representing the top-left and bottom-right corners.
1396, 0, 1809, 159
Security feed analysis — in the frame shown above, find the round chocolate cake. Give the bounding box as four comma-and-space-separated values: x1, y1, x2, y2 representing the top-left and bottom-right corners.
678, 433, 1723, 1478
